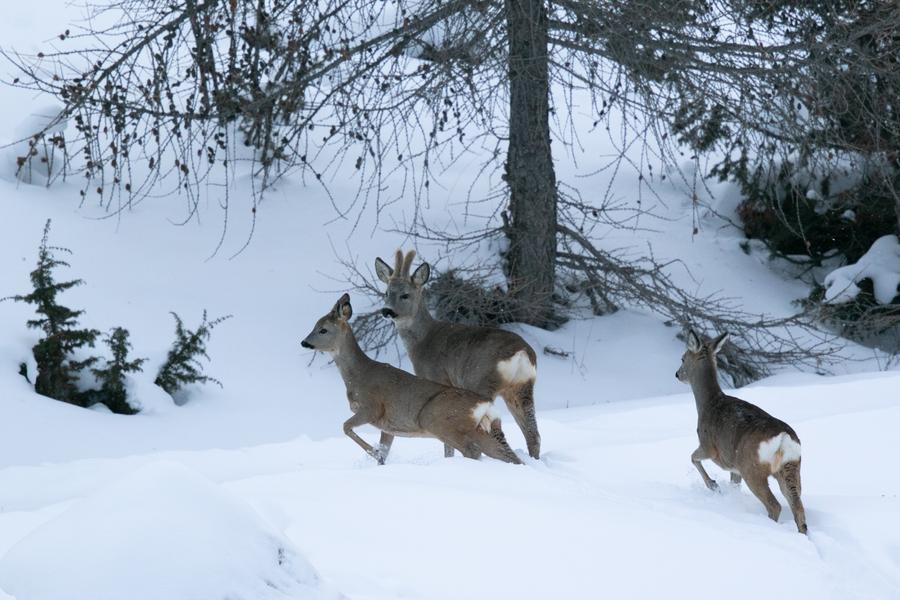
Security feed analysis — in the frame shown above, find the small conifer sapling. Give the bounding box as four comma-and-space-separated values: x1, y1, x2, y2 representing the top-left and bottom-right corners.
3, 220, 99, 406
155, 310, 231, 397
90, 327, 147, 414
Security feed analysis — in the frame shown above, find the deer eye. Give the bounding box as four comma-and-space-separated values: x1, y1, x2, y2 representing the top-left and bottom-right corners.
400, 293, 410, 300
319, 328, 328, 334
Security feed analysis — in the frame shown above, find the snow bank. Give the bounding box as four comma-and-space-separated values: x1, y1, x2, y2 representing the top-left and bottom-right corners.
0, 461, 340, 600
824, 234, 900, 304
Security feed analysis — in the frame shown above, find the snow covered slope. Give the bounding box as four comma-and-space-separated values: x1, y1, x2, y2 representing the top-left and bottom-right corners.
0, 2, 898, 599
0, 462, 340, 600
0, 372, 898, 600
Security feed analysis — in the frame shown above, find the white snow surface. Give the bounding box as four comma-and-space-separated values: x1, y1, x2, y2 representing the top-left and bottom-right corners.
0, 3, 898, 600
0, 373, 898, 600
824, 234, 900, 305
0, 461, 339, 600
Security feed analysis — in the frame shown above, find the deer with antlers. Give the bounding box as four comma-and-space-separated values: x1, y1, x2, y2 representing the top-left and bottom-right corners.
301, 294, 522, 465
374, 250, 542, 459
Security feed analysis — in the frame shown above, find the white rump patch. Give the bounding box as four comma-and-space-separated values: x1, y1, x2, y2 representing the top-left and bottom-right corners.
472, 402, 500, 432
496, 350, 536, 385
758, 432, 802, 473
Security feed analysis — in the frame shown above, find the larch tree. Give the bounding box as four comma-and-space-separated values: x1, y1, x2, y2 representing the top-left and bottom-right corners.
8, 0, 885, 376
4, 0, 602, 326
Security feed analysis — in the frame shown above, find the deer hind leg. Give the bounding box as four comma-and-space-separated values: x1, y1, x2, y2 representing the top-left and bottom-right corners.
437, 408, 520, 464
743, 472, 782, 522
438, 433, 479, 460
461, 442, 483, 460
471, 420, 523, 465
775, 460, 807, 534
502, 381, 541, 459
691, 447, 719, 491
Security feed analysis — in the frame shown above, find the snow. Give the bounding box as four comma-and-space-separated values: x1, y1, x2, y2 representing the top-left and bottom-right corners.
0, 374, 898, 600
0, 461, 339, 600
0, 3, 897, 600
824, 234, 900, 305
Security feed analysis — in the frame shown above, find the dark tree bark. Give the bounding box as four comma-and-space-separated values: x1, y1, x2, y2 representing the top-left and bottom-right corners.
504, 0, 558, 327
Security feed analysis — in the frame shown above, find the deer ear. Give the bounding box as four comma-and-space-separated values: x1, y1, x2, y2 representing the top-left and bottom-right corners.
711, 332, 729, 354
332, 293, 352, 321
411, 262, 430, 287
686, 328, 702, 353
374, 257, 393, 284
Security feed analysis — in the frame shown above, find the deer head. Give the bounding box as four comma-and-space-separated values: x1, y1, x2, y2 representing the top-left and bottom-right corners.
301, 293, 353, 353
374, 250, 430, 322
676, 329, 729, 382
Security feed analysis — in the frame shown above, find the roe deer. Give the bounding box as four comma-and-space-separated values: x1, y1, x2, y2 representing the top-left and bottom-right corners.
375, 250, 542, 459
676, 329, 807, 533
301, 293, 522, 465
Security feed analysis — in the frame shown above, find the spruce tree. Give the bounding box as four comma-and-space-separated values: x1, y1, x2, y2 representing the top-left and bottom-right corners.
4, 220, 99, 406
90, 327, 146, 414
155, 310, 231, 397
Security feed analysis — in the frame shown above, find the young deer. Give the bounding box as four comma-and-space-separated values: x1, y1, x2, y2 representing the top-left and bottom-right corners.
676, 329, 808, 533
301, 294, 522, 465
374, 250, 542, 459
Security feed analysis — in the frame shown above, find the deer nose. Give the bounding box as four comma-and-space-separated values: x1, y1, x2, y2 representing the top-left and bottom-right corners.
301, 340, 314, 349
381, 308, 397, 319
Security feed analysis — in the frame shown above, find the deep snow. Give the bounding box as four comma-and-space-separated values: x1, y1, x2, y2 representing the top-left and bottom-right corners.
0, 462, 340, 600
1, 372, 898, 600
0, 2, 898, 599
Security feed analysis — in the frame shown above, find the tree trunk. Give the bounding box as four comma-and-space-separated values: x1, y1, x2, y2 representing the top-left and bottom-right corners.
895, 170, 900, 232
504, 0, 558, 328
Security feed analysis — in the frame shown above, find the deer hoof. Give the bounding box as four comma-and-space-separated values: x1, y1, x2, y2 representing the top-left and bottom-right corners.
371, 445, 388, 465
706, 480, 720, 492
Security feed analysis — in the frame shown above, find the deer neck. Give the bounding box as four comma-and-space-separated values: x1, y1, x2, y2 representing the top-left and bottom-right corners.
690, 359, 724, 416
394, 298, 435, 348
331, 331, 374, 384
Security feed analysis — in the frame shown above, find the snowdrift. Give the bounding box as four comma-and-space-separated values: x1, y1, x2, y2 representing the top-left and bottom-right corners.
0, 461, 341, 600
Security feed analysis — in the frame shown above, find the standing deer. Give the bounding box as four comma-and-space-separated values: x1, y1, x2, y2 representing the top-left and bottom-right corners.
374, 250, 542, 459
301, 294, 522, 465
676, 329, 808, 533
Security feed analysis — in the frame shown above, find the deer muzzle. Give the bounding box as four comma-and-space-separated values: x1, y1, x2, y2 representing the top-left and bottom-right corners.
381, 307, 398, 319
301, 340, 314, 349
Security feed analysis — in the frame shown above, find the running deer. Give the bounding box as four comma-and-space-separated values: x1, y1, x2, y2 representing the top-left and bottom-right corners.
374, 250, 542, 459
676, 329, 807, 533
301, 294, 522, 465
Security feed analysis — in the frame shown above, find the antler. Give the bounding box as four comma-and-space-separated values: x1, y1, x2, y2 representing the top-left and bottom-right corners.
401, 250, 416, 277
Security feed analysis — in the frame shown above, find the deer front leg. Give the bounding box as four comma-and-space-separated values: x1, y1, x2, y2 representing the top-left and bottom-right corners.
375, 431, 395, 465
691, 447, 719, 491
343, 412, 385, 464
